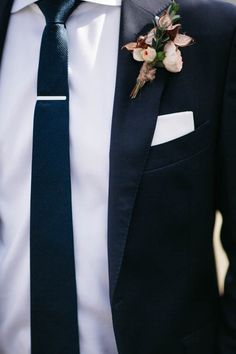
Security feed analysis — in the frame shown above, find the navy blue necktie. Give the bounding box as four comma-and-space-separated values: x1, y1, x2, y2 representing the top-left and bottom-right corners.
30, 1, 81, 353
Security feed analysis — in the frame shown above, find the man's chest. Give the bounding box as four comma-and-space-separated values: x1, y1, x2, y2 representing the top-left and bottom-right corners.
0, 2, 121, 180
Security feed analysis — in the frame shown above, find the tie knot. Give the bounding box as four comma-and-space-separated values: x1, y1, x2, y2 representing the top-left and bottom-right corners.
37, 0, 81, 24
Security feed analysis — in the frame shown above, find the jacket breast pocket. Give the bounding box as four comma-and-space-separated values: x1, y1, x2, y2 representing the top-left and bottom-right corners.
144, 120, 210, 172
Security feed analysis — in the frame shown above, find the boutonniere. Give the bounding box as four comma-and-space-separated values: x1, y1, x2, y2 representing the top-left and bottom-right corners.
122, 0, 194, 99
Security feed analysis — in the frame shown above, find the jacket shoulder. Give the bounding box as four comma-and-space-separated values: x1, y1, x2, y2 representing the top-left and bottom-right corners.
178, 0, 236, 36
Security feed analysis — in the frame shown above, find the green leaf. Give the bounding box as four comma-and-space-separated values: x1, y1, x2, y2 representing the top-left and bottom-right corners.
169, 1, 180, 16
172, 14, 181, 23
162, 36, 170, 44
157, 51, 166, 61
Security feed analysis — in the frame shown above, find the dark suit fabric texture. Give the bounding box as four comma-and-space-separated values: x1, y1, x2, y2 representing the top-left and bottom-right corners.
0, 0, 236, 354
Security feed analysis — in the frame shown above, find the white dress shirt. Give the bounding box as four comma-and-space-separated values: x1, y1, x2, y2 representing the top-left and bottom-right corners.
0, 1, 121, 353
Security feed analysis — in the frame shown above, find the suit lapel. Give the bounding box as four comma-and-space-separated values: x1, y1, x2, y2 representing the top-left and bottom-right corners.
0, 0, 13, 67
108, 0, 172, 301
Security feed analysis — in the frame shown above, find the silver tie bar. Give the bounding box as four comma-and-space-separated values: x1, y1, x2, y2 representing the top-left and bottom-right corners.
37, 96, 67, 101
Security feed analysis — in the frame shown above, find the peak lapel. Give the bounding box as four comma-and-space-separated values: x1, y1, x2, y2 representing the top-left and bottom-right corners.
108, 0, 172, 301
0, 0, 13, 68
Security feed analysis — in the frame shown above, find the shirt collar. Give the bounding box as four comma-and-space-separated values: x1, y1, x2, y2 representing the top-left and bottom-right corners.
11, 0, 122, 13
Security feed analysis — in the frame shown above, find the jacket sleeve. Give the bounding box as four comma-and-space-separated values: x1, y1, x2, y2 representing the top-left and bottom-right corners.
217, 28, 236, 354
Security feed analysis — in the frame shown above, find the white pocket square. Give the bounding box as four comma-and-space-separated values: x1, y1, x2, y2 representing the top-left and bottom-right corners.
151, 111, 195, 146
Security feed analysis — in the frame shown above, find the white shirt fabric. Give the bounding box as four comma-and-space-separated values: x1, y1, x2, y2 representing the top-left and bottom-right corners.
0, 1, 121, 353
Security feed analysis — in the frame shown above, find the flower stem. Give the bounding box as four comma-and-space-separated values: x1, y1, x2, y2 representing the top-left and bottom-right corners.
130, 80, 145, 99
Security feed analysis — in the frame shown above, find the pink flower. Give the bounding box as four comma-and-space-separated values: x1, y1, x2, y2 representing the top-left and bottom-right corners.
163, 41, 183, 73
145, 28, 156, 45
133, 47, 157, 63
133, 48, 145, 61
122, 42, 137, 51
158, 12, 172, 29
174, 33, 193, 47
142, 47, 157, 62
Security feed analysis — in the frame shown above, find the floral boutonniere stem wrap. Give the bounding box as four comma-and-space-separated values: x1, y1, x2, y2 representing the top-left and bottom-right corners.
123, 0, 194, 99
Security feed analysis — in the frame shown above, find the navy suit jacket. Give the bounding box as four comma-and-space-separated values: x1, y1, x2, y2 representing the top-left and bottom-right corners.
0, 0, 236, 353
